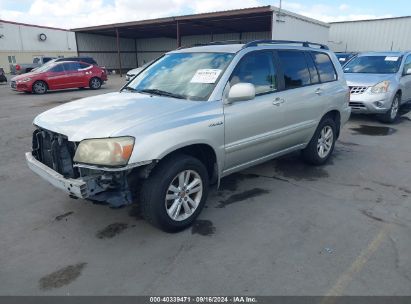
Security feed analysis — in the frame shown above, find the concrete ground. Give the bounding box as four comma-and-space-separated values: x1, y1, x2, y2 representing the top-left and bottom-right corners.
0, 75, 410, 296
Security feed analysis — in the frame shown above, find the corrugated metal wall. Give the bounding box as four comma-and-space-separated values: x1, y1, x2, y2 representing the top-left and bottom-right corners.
76, 31, 271, 71
272, 14, 330, 45
76, 33, 137, 70
0, 21, 77, 72
329, 17, 411, 52
136, 37, 176, 65
0, 21, 76, 52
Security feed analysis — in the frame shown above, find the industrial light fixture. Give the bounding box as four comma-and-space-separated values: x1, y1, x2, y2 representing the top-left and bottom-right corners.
39, 33, 47, 41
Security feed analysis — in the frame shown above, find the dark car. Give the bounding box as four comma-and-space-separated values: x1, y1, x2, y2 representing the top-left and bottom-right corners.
0, 68, 7, 83
55, 57, 98, 65
335, 52, 358, 66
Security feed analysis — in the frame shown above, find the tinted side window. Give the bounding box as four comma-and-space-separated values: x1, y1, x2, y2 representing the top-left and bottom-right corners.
304, 52, 320, 84
277, 51, 311, 89
230, 51, 277, 95
63, 62, 80, 71
312, 52, 337, 82
50, 64, 64, 73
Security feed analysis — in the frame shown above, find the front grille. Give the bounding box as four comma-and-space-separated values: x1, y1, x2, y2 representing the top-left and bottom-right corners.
349, 102, 366, 109
32, 129, 79, 178
349, 86, 368, 95
10, 81, 16, 89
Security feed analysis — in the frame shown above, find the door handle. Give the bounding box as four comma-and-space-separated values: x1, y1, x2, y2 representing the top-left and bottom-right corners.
315, 88, 323, 95
273, 97, 285, 106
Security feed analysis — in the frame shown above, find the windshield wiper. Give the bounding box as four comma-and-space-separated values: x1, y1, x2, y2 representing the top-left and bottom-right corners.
139, 89, 186, 99
122, 86, 139, 92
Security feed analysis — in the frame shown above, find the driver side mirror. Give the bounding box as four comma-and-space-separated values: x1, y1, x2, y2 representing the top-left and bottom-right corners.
405, 68, 411, 75
226, 83, 256, 103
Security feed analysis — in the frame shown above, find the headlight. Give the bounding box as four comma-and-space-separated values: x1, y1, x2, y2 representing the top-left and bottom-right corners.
18, 78, 32, 83
73, 137, 135, 166
370, 81, 390, 94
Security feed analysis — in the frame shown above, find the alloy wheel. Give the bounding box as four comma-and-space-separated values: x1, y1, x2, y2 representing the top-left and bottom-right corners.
390, 97, 399, 120
165, 170, 203, 221
91, 78, 101, 89
317, 125, 334, 159
33, 82, 46, 94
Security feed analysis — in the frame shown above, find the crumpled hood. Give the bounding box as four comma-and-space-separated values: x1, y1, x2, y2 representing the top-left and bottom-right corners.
345, 73, 397, 87
33, 92, 211, 141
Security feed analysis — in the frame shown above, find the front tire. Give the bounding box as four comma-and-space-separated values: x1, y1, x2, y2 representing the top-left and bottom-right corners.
139, 154, 209, 232
89, 77, 102, 90
32, 81, 47, 94
379, 94, 400, 124
302, 117, 336, 166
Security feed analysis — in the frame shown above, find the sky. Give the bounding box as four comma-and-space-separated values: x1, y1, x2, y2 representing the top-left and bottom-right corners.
0, 0, 410, 29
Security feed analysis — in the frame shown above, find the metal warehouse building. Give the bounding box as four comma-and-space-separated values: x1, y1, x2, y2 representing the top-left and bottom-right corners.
0, 20, 77, 73
329, 16, 411, 52
72, 6, 329, 75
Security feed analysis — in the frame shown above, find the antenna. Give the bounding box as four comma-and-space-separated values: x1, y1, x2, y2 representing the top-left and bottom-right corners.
276, 0, 286, 23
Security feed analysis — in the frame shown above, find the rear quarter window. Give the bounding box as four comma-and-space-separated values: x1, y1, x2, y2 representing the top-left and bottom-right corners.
312, 52, 337, 82
277, 50, 311, 89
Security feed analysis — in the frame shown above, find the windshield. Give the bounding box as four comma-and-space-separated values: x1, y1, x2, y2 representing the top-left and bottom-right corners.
32, 59, 58, 71
125, 52, 234, 100
343, 55, 402, 74
34, 62, 57, 73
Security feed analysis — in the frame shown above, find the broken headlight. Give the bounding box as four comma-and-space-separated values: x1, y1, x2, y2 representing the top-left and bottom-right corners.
73, 137, 134, 166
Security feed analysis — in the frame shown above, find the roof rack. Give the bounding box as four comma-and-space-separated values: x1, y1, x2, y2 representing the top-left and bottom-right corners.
242, 40, 329, 50
176, 39, 329, 51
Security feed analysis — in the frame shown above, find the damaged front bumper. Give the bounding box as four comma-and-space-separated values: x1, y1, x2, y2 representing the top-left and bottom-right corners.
26, 152, 90, 198
25, 152, 150, 207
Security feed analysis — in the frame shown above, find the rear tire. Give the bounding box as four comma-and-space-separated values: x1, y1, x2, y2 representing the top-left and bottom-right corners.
89, 77, 102, 90
139, 154, 209, 232
32, 81, 47, 94
302, 117, 337, 166
379, 94, 400, 124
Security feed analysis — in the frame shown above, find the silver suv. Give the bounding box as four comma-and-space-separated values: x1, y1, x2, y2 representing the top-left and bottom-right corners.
344, 51, 411, 123
26, 40, 351, 232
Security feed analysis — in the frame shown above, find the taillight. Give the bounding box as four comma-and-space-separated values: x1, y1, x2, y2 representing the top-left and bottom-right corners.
15, 65, 21, 70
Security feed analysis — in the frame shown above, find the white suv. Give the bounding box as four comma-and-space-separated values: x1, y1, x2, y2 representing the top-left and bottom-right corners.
26, 40, 351, 232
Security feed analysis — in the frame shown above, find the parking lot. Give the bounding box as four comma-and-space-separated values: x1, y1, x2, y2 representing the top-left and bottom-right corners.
0, 75, 411, 296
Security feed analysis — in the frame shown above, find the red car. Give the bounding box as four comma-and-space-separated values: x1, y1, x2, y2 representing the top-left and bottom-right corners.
10, 61, 108, 94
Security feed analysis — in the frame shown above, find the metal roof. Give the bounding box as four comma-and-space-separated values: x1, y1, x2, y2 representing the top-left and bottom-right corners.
71, 6, 273, 39
330, 15, 411, 24
71, 6, 328, 39
0, 19, 70, 31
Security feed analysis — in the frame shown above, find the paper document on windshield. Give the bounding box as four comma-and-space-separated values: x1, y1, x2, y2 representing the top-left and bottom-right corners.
190, 69, 222, 84
385, 56, 399, 61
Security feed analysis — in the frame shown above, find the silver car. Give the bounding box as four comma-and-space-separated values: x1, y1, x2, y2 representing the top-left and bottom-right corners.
344, 51, 411, 123
125, 61, 153, 81
26, 40, 350, 232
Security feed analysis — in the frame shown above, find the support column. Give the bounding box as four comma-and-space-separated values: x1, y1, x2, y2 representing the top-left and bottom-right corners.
270, 11, 274, 39
116, 28, 123, 77
176, 20, 181, 48
138, 37, 141, 67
